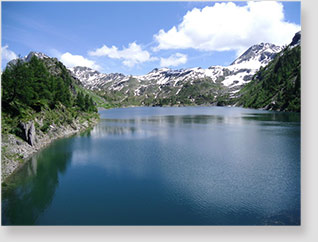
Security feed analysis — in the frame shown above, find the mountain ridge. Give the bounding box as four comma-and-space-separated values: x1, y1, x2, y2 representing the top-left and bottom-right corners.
4, 32, 300, 110
69, 41, 283, 107
70, 41, 282, 91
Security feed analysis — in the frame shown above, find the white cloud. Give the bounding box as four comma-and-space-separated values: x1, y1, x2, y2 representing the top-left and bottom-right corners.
154, 1, 300, 52
88, 42, 157, 67
60, 52, 101, 70
160, 53, 187, 67
1, 45, 18, 62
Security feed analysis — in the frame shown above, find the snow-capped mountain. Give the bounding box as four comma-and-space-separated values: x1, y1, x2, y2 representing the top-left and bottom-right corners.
70, 42, 282, 102
221, 43, 282, 88
5, 41, 284, 106
70, 66, 128, 90
230, 43, 282, 67
135, 66, 225, 85
4, 32, 299, 107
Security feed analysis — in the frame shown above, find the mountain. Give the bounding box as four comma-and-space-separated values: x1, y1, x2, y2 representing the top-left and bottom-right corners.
70, 66, 127, 91
230, 43, 282, 66
235, 32, 301, 112
70, 42, 282, 106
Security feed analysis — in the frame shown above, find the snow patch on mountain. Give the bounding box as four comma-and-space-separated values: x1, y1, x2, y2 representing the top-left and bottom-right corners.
70, 66, 127, 91
69, 42, 282, 95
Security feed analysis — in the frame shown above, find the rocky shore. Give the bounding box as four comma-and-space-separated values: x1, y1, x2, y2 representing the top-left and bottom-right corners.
1, 115, 99, 181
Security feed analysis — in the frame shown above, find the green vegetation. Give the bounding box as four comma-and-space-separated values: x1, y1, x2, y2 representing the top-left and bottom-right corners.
75, 91, 97, 113
96, 77, 230, 107
235, 45, 300, 112
2, 57, 71, 115
1, 55, 99, 137
74, 84, 114, 109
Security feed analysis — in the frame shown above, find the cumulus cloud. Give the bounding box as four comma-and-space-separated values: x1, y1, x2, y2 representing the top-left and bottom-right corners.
160, 53, 187, 67
1, 45, 18, 62
154, 1, 300, 53
60, 52, 101, 70
88, 42, 157, 67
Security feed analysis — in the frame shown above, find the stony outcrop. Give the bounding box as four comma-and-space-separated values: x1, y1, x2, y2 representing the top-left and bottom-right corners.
290, 31, 301, 47
19, 121, 36, 146
1, 116, 99, 181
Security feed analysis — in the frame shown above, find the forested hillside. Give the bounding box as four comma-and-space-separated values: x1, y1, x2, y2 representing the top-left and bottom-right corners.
1, 53, 100, 179
235, 35, 301, 112
2, 54, 97, 136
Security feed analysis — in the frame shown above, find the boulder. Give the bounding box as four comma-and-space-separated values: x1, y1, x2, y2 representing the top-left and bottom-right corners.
16, 140, 23, 145
28, 122, 36, 146
19, 121, 36, 146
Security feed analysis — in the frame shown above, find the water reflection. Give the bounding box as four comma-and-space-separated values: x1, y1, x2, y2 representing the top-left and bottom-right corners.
2, 107, 300, 225
2, 139, 72, 225
91, 115, 243, 140
101, 112, 300, 130
104, 115, 231, 125
242, 112, 300, 123
92, 125, 136, 136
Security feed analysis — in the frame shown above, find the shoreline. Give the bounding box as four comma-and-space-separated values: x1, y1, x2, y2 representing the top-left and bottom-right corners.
2, 104, 299, 182
1, 115, 99, 182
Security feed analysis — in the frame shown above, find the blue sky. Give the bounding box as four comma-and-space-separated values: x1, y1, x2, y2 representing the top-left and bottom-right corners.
1, 1, 300, 75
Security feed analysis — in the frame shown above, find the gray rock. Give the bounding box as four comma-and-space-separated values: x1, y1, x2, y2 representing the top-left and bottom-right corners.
19, 122, 29, 143
16, 140, 22, 145
19, 121, 36, 146
290, 31, 301, 47
28, 122, 36, 146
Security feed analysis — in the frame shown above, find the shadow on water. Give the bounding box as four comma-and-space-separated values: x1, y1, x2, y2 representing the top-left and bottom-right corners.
2, 138, 73, 225
242, 112, 300, 123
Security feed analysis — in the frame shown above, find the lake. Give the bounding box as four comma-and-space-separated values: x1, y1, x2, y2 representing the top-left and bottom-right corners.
2, 106, 300, 225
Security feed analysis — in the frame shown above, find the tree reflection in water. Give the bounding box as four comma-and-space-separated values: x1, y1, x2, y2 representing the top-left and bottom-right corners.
2, 138, 73, 225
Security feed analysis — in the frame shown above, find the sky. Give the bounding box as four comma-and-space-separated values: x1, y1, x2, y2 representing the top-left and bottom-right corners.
1, 1, 301, 75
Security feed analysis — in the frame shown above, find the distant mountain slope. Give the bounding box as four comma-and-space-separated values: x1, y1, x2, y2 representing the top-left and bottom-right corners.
70, 42, 282, 106
235, 32, 301, 112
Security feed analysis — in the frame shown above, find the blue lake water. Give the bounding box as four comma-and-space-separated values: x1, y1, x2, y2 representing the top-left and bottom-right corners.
2, 106, 300, 225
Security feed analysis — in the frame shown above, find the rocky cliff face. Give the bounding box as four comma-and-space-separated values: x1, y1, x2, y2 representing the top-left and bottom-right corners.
290, 31, 301, 47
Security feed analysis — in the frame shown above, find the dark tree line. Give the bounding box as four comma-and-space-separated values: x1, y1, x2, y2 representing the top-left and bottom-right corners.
1, 56, 97, 118
76, 91, 97, 112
